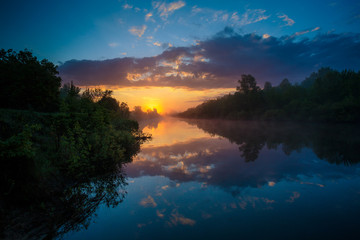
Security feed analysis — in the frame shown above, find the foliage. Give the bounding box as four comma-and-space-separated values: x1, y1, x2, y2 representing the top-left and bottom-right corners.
0, 49, 61, 112
178, 68, 360, 123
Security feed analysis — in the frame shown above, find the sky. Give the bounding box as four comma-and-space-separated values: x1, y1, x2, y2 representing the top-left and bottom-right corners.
1, 0, 360, 113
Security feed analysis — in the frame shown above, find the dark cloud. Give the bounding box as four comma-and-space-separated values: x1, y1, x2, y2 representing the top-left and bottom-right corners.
59, 28, 360, 88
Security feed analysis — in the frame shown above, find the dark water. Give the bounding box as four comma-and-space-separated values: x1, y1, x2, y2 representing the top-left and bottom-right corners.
58, 118, 360, 240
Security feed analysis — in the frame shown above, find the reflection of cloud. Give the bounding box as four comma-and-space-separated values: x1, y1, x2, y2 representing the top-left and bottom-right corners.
201, 212, 212, 219
156, 209, 165, 218
169, 151, 199, 161
139, 195, 157, 207
263, 198, 275, 204
161, 185, 170, 190
168, 210, 196, 226
163, 161, 189, 174
137, 223, 146, 228
286, 192, 300, 203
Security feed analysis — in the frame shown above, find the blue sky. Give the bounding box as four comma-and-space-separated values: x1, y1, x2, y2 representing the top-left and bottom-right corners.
1, 0, 359, 63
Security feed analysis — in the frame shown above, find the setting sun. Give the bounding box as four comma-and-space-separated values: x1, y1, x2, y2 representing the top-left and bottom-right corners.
145, 103, 162, 113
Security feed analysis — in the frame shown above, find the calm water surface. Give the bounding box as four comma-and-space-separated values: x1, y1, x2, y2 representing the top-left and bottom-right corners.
63, 118, 360, 240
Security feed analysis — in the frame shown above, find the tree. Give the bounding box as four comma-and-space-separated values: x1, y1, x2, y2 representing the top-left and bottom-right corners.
236, 74, 260, 94
264, 81, 272, 91
0, 49, 61, 112
117, 102, 129, 119
98, 96, 120, 112
279, 78, 291, 89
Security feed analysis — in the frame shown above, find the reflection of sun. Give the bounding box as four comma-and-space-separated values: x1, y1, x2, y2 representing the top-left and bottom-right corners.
146, 103, 162, 113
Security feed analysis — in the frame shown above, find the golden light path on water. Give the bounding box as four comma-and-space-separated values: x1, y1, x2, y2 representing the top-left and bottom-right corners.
138, 118, 213, 149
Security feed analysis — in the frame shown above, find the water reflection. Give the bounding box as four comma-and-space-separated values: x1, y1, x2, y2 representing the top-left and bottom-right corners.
14, 118, 359, 240
1, 155, 131, 239
184, 119, 360, 165
126, 118, 360, 194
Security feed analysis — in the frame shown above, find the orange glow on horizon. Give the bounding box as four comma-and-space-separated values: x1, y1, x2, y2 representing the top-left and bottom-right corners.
76, 85, 234, 114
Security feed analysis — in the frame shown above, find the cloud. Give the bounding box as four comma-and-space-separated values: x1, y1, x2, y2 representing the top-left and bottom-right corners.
268, 181, 276, 187
238, 9, 270, 25
153, 41, 162, 46
229, 9, 270, 26
60, 28, 360, 89
129, 25, 147, 37
123, 4, 133, 9
278, 14, 295, 26
145, 12, 154, 22
153, 1, 186, 19
287, 26, 321, 39
118, 18, 124, 24
262, 33, 270, 39
191, 5, 202, 15
108, 42, 118, 48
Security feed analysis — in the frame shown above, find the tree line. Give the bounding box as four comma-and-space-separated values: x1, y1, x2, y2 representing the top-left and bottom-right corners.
178, 68, 360, 122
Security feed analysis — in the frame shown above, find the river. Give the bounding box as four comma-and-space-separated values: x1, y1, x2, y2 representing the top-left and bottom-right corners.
62, 117, 360, 240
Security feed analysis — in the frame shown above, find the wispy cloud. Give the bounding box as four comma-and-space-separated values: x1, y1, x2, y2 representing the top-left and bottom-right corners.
129, 25, 147, 37
191, 5, 202, 15
230, 12, 240, 22
153, 41, 162, 46
237, 9, 270, 25
108, 42, 118, 48
278, 14, 295, 26
153, 1, 186, 20
123, 3, 133, 9
288, 26, 321, 39
145, 12, 154, 22
118, 18, 125, 24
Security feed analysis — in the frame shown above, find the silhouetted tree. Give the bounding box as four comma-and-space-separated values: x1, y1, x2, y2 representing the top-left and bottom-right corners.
237, 74, 260, 94
0, 49, 61, 112
264, 81, 272, 91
